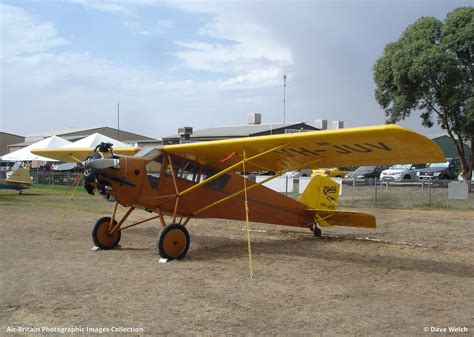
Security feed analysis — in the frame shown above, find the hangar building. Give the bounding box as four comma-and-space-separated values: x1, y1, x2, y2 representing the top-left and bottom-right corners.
430, 134, 471, 159
162, 114, 334, 145
0, 132, 24, 156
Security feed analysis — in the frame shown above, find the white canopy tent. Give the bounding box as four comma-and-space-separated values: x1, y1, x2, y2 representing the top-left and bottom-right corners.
1, 136, 72, 162
64, 133, 131, 149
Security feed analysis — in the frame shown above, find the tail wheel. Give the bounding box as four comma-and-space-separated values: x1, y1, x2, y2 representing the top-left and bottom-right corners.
311, 225, 322, 237
92, 216, 121, 250
157, 224, 190, 260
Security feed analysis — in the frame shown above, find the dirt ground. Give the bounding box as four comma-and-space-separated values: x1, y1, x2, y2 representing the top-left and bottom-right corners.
1, 189, 473, 336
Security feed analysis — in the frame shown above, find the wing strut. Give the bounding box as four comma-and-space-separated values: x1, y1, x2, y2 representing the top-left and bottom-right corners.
242, 150, 254, 279
178, 143, 288, 198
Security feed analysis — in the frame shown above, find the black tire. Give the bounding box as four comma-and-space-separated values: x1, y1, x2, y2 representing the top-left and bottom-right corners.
157, 223, 190, 260
313, 227, 322, 237
92, 216, 121, 250
404, 175, 411, 180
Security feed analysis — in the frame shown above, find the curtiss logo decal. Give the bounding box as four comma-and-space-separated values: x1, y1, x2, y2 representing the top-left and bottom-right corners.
323, 186, 337, 202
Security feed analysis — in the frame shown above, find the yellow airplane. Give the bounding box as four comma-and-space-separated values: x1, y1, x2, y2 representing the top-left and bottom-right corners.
32, 125, 444, 260
0, 168, 33, 194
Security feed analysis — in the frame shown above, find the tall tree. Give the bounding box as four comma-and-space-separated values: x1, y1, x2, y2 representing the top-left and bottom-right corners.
373, 7, 473, 180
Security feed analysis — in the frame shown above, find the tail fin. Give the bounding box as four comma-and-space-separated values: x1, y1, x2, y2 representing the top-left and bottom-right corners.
8, 168, 33, 184
300, 175, 376, 228
299, 175, 340, 210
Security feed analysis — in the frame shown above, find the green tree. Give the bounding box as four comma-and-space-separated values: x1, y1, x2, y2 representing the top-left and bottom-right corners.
373, 7, 473, 180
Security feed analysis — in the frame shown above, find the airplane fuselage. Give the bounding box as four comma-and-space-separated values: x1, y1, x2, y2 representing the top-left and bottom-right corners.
90, 149, 315, 229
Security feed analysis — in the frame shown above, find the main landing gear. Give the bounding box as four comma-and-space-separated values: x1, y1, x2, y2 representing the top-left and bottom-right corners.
91, 212, 191, 260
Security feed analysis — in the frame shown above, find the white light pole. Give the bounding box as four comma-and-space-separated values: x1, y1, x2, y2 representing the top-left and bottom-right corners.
117, 103, 120, 140
283, 74, 287, 125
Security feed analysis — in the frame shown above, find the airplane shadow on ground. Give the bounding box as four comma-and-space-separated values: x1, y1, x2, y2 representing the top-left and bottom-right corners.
188, 234, 474, 279
0, 192, 58, 198
116, 227, 474, 279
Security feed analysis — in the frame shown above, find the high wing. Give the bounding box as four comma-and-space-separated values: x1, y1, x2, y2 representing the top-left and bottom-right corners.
163, 125, 444, 172
31, 147, 139, 162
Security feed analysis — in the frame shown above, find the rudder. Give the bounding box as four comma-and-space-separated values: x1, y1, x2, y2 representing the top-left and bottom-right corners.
299, 175, 340, 210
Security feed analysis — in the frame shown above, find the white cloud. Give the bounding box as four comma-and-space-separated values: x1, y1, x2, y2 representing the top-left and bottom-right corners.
173, 7, 292, 79
123, 18, 174, 36
223, 67, 282, 88
0, 4, 67, 58
69, 0, 138, 14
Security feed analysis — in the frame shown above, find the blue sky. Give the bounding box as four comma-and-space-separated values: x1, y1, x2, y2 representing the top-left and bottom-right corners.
0, 0, 469, 138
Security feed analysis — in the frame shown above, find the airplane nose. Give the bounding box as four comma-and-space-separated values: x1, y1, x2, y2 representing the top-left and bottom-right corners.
82, 152, 105, 195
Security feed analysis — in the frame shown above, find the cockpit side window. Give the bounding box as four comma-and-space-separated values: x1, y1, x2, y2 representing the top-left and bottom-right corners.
166, 158, 200, 183
163, 156, 230, 190
201, 168, 231, 190
146, 155, 164, 189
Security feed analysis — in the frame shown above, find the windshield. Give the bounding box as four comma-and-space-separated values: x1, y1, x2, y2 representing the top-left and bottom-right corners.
390, 164, 411, 170
428, 161, 449, 168
355, 166, 375, 171
134, 147, 159, 159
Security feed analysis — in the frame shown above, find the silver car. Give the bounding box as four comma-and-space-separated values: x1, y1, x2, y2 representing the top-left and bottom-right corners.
380, 164, 426, 181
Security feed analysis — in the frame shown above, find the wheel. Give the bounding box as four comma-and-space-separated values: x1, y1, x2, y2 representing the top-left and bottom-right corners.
312, 226, 322, 237
404, 175, 411, 180
92, 216, 121, 250
157, 223, 190, 260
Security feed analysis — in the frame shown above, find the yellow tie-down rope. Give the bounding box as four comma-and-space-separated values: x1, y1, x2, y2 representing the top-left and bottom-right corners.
242, 150, 254, 279
55, 175, 82, 238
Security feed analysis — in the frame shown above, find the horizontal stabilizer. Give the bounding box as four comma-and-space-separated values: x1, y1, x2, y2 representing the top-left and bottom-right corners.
308, 209, 376, 228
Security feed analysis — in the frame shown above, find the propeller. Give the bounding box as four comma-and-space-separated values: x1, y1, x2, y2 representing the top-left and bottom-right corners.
83, 158, 120, 170
51, 142, 123, 196
52, 162, 78, 171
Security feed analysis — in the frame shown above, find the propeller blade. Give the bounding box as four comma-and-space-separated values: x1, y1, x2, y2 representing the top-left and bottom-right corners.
53, 163, 78, 171
84, 158, 120, 170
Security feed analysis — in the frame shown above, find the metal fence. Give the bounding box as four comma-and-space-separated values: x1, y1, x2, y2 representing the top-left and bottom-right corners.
337, 178, 473, 209
256, 176, 473, 210
31, 170, 82, 186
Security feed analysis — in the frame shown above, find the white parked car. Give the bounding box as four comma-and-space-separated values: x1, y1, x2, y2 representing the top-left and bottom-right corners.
380, 164, 426, 181
285, 169, 312, 178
